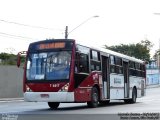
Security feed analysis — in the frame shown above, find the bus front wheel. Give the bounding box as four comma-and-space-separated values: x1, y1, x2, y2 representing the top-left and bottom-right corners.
87, 87, 99, 108
48, 102, 60, 109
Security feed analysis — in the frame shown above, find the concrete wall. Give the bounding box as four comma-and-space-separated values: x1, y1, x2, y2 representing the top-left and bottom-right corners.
0, 65, 23, 98
146, 68, 160, 85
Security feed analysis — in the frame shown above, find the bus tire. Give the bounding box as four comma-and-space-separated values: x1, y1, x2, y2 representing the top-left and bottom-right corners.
48, 102, 60, 109
87, 87, 99, 108
124, 88, 137, 104
124, 99, 130, 103
131, 88, 137, 103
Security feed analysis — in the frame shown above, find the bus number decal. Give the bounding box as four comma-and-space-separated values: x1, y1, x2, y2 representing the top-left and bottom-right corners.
50, 83, 60, 88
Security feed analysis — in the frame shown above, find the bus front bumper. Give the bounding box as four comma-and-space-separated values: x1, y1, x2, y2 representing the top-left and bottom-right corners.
24, 92, 74, 102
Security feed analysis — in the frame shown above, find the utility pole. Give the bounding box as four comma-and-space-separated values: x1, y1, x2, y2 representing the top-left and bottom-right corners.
65, 26, 68, 39
64, 15, 99, 39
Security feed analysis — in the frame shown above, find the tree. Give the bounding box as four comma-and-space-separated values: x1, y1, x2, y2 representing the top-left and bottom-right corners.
0, 53, 18, 65
104, 40, 153, 62
0, 53, 10, 64
153, 50, 160, 61
140, 40, 153, 50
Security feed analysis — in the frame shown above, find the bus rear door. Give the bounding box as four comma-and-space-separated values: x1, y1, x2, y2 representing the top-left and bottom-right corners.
123, 61, 129, 98
101, 55, 110, 99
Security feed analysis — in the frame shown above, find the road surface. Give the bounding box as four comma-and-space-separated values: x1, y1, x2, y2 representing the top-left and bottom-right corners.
0, 87, 159, 120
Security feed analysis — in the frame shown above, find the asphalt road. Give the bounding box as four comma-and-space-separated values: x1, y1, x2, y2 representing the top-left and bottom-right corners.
0, 87, 160, 120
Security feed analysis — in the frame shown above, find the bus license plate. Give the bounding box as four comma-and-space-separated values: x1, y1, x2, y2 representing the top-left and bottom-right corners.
40, 94, 49, 98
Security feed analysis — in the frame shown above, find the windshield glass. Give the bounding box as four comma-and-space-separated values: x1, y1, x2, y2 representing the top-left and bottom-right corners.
26, 51, 71, 81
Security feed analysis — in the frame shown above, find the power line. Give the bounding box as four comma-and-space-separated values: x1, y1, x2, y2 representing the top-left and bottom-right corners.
0, 32, 37, 40
0, 19, 63, 31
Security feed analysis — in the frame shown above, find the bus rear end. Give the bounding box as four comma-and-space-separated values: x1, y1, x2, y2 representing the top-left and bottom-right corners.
22, 39, 75, 109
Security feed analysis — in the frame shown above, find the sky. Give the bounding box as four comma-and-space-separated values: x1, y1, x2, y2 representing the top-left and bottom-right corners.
0, 0, 160, 57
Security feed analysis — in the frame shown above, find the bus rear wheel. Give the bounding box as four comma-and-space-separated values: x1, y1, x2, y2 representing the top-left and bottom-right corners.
48, 102, 60, 109
131, 88, 137, 103
124, 88, 137, 104
87, 87, 99, 108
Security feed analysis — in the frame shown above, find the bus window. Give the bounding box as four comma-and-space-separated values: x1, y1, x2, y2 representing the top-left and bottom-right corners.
79, 53, 89, 73
110, 56, 116, 73
135, 63, 140, 77
26, 51, 71, 81
115, 57, 122, 66
46, 52, 71, 80
135, 63, 140, 70
75, 52, 80, 73
129, 61, 135, 69
129, 61, 136, 76
75, 52, 89, 73
110, 56, 115, 65
26, 53, 47, 80
90, 50, 101, 71
91, 50, 100, 61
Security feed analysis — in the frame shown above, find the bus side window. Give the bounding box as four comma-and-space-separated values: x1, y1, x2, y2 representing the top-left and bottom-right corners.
110, 56, 116, 73
79, 53, 89, 73
75, 52, 80, 73
75, 52, 89, 73
115, 57, 123, 74
90, 50, 101, 71
129, 61, 136, 76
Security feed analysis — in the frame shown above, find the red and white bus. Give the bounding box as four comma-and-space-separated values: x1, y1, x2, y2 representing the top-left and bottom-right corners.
17, 39, 146, 109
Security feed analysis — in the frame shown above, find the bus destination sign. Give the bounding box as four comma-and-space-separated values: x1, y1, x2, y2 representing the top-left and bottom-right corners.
39, 42, 65, 50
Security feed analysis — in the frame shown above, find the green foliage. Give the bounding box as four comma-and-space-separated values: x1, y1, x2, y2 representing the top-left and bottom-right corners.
153, 50, 160, 60
104, 40, 153, 62
0, 52, 25, 65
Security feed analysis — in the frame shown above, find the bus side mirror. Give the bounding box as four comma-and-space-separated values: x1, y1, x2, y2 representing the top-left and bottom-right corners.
17, 51, 27, 68
17, 53, 21, 68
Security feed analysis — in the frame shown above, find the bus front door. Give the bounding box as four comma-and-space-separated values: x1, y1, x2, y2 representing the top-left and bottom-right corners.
101, 56, 110, 99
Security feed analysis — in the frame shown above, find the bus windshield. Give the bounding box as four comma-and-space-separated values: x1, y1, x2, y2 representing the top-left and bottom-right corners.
26, 51, 72, 81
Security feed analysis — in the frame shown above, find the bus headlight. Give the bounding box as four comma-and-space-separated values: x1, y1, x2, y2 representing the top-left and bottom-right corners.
26, 85, 32, 92
59, 83, 69, 92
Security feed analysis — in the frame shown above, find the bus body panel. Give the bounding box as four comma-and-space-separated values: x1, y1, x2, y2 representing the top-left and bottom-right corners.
74, 72, 102, 102
74, 88, 91, 102
24, 92, 74, 102
129, 76, 145, 98
110, 73, 124, 99
25, 82, 68, 92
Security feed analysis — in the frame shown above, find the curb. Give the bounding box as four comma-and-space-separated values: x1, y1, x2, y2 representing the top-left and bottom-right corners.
0, 98, 24, 102
146, 84, 160, 89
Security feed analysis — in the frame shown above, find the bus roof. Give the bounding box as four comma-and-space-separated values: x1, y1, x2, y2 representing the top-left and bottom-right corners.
76, 41, 144, 64
98, 47, 144, 64
29, 39, 144, 64
29, 39, 74, 45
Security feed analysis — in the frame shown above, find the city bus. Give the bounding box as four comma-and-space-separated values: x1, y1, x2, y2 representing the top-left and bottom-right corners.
17, 39, 146, 109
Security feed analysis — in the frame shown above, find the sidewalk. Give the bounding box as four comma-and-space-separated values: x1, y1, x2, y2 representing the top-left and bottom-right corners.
0, 97, 24, 102
146, 84, 160, 89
